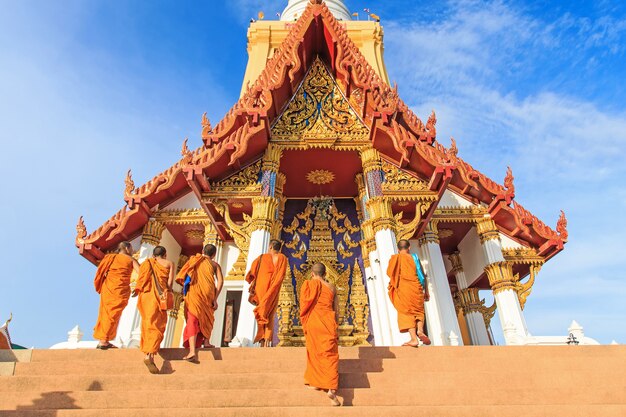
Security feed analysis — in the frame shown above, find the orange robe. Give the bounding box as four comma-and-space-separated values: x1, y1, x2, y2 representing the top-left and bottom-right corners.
176, 255, 216, 348
245, 253, 288, 343
387, 253, 425, 332
300, 279, 339, 391
93, 253, 134, 341
136, 258, 170, 354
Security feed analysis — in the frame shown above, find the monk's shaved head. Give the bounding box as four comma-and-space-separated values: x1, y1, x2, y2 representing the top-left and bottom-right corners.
312, 262, 326, 278
203, 244, 217, 257
269, 239, 283, 251
153, 246, 167, 258
117, 241, 132, 253
397, 239, 410, 250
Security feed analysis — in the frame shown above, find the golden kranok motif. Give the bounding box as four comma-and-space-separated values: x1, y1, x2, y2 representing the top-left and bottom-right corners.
279, 198, 368, 347
306, 169, 335, 185
271, 57, 369, 142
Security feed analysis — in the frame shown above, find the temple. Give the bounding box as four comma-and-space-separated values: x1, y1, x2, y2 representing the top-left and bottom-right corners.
75, 0, 569, 348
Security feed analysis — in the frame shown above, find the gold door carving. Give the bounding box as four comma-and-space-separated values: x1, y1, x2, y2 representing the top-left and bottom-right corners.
277, 198, 370, 347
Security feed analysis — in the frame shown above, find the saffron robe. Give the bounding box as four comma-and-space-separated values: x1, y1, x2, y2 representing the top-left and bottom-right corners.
176, 255, 216, 348
136, 258, 170, 354
387, 253, 426, 332
245, 253, 288, 343
93, 253, 134, 341
300, 279, 339, 391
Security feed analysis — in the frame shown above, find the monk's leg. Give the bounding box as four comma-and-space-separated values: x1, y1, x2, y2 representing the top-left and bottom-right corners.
185, 334, 197, 359
327, 389, 341, 406
416, 320, 431, 345
405, 328, 419, 347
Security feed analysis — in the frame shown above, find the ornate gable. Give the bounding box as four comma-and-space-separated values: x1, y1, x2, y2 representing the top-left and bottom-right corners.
271, 57, 369, 147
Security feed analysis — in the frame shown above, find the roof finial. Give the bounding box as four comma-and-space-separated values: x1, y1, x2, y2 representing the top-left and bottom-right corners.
448, 137, 458, 158
124, 169, 135, 197
557, 210, 568, 241
201, 112, 213, 142
181, 138, 193, 166
504, 166, 515, 196
76, 216, 87, 244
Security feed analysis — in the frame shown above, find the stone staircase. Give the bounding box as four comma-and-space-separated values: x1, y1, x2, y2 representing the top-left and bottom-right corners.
0, 346, 624, 416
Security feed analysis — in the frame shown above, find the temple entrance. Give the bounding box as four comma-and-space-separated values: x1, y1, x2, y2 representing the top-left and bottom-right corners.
276, 197, 370, 347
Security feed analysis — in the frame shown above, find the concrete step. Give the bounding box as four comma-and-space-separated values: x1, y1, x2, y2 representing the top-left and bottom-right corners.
2, 387, 624, 410
13, 355, 624, 376
27, 346, 624, 362
4, 405, 626, 417
1, 369, 624, 392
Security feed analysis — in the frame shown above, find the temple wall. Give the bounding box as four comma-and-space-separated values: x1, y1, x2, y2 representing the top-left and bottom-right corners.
439, 189, 475, 208
162, 191, 202, 211
500, 232, 525, 249
458, 227, 487, 287
221, 242, 241, 276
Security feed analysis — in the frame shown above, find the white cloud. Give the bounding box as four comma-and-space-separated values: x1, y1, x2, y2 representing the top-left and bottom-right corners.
383, 0, 626, 343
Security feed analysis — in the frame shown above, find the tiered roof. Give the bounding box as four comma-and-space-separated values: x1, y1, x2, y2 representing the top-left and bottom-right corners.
76, 0, 567, 265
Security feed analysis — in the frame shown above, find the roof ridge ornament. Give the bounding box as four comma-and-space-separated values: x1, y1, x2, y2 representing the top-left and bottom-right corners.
504, 166, 515, 197
124, 169, 136, 197
181, 138, 193, 166
201, 112, 213, 144
557, 210, 568, 242
76, 216, 87, 245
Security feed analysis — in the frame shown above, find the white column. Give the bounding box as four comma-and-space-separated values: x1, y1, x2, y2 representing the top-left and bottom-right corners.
115, 221, 164, 348
449, 252, 491, 345
362, 260, 384, 345
477, 218, 528, 345
416, 223, 463, 346
374, 228, 403, 346
230, 228, 271, 347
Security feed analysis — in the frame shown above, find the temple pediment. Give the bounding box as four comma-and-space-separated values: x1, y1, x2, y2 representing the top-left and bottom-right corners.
271, 57, 369, 146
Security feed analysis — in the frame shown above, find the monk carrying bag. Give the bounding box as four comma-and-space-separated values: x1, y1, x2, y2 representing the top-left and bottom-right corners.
150, 261, 174, 311
247, 255, 263, 306
411, 253, 427, 288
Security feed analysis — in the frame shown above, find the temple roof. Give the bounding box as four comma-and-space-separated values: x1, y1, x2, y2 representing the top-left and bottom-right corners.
75, 1, 567, 265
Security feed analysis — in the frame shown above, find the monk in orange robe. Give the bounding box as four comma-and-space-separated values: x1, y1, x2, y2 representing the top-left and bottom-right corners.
134, 246, 174, 373
93, 241, 139, 349
176, 243, 224, 362
245, 239, 288, 347
300, 262, 340, 406
387, 239, 431, 347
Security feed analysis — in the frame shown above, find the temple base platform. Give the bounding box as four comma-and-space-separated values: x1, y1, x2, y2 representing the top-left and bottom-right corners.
0, 346, 624, 416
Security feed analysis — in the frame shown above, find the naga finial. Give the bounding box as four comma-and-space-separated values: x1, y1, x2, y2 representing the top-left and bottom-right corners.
448, 137, 458, 158
504, 166, 515, 195
181, 138, 193, 165
76, 216, 87, 243
201, 112, 213, 141
124, 169, 135, 196
557, 210, 568, 241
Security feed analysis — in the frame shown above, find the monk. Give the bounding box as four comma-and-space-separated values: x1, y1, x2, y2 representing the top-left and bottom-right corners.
93, 241, 139, 350
387, 239, 431, 347
133, 246, 174, 374
176, 244, 224, 362
245, 239, 288, 347
300, 262, 340, 406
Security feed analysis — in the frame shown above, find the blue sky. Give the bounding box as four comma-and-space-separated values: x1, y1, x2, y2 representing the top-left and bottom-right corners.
0, 0, 624, 347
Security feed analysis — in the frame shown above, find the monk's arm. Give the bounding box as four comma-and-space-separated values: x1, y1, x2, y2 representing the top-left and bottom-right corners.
332, 285, 339, 324
214, 263, 224, 310
423, 276, 430, 302
167, 261, 175, 290
131, 258, 140, 274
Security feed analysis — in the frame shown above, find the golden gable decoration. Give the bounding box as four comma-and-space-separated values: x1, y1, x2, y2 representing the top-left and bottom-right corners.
271, 57, 369, 144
